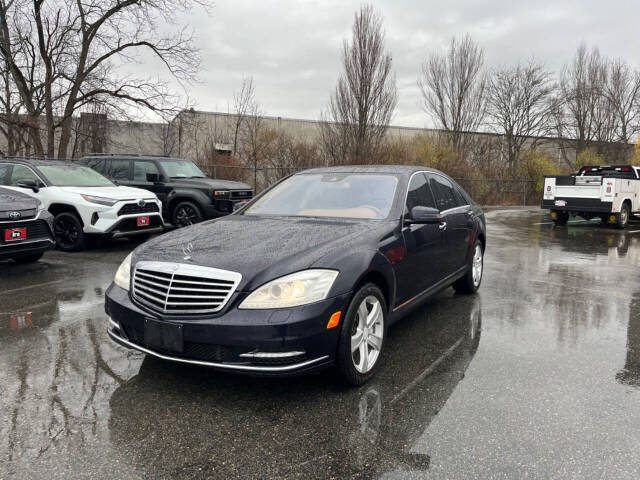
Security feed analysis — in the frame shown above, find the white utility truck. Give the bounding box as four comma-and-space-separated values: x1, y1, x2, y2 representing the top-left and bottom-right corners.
541, 165, 640, 228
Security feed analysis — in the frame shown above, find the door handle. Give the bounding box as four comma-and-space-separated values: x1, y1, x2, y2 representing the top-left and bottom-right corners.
438, 221, 447, 231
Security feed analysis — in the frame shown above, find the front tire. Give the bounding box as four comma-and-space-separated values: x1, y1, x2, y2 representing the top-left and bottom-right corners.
171, 201, 203, 228
336, 284, 387, 386
453, 240, 483, 294
54, 212, 86, 251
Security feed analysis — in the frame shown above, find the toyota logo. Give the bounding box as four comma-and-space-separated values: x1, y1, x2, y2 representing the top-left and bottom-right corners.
9, 211, 21, 220
137, 199, 146, 208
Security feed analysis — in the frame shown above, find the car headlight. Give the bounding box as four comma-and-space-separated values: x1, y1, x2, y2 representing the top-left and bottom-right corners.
239, 269, 339, 309
114, 253, 133, 291
81, 194, 118, 206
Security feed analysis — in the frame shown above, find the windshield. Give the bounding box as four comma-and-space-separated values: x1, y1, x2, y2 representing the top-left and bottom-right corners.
161, 160, 207, 179
243, 173, 398, 219
38, 165, 114, 187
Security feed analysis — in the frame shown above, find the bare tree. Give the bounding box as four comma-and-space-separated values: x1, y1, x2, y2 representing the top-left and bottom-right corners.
555, 44, 611, 164
321, 4, 397, 165
0, 0, 208, 158
230, 76, 256, 155
486, 60, 556, 169
238, 101, 270, 189
604, 58, 640, 144
418, 35, 486, 152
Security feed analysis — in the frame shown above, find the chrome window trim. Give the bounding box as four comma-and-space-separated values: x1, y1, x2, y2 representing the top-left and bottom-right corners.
402, 170, 470, 224
427, 171, 470, 213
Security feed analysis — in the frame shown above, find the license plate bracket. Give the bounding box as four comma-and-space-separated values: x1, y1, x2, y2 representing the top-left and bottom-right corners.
144, 318, 183, 353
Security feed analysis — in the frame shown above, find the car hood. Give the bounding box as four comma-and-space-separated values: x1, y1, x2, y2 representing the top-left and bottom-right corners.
134, 215, 388, 291
0, 187, 39, 211
59, 186, 158, 200
170, 178, 252, 190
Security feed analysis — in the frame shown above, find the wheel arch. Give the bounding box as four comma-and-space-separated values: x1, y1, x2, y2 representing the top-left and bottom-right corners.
48, 203, 84, 227
167, 194, 206, 214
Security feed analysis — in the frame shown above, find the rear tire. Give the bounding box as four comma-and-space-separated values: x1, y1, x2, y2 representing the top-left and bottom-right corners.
453, 240, 483, 294
336, 283, 387, 386
171, 201, 203, 228
12, 253, 43, 264
53, 212, 86, 251
616, 203, 630, 229
552, 211, 569, 225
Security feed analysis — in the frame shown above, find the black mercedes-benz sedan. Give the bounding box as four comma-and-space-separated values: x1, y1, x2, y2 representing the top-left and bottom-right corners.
0, 187, 55, 264
105, 166, 486, 384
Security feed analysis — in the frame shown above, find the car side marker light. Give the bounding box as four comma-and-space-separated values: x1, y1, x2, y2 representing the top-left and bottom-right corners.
327, 311, 341, 329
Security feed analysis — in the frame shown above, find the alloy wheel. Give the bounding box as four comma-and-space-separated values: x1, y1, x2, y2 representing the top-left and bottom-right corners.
472, 244, 483, 287
54, 217, 79, 249
174, 205, 198, 227
350, 295, 384, 374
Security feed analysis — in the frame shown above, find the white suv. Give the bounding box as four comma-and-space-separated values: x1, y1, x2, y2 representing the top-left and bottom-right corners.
0, 159, 164, 251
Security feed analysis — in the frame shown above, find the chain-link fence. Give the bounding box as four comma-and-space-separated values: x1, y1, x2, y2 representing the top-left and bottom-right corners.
0, 156, 541, 206
200, 163, 540, 206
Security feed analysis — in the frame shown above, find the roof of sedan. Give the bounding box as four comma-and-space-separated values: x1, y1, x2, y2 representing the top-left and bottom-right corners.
298, 165, 435, 175
1, 158, 81, 167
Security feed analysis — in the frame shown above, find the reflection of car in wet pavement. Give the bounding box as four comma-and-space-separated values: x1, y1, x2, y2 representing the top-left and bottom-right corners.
617, 293, 640, 387
108, 294, 481, 479
548, 223, 640, 258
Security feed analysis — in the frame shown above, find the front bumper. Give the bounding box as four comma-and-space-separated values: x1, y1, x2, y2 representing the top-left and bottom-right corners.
83, 200, 164, 235
105, 283, 349, 375
0, 213, 55, 260
0, 237, 55, 260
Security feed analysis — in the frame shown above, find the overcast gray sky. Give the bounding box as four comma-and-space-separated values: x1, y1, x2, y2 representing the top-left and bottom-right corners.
154, 0, 640, 128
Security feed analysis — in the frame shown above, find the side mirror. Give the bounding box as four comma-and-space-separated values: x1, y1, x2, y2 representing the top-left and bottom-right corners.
16, 179, 40, 193
146, 173, 159, 183
407, 206, 442, 224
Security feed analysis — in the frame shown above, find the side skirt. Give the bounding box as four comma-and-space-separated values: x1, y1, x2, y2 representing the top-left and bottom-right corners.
389, 266, 468, 324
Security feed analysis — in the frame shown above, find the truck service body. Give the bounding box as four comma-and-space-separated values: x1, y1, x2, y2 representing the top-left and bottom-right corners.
541, 165, 640, 228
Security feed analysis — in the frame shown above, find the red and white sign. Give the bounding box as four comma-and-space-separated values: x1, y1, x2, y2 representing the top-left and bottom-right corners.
10, 312, 32, 330
4, 227, 27, 242
137, 216, 150, 227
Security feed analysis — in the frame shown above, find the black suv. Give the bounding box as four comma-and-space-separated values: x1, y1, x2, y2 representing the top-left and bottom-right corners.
0, 187, 55, 263
81, 154, 253, 227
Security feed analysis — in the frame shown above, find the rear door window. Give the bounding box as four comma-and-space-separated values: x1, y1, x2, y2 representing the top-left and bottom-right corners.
429, 174, 461, 212
0, 164, 10, 184
133, 161, 160, 181
108, 159, 131, 180
85, 158, 107, 174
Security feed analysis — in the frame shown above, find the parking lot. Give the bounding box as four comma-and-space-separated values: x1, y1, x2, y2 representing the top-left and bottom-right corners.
1, 207, 640, 479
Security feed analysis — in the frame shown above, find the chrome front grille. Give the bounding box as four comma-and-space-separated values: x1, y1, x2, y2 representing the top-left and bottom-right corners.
132, 261, 241, 315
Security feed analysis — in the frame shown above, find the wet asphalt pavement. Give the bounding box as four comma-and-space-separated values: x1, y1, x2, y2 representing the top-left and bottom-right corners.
2, 208, 640, 479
